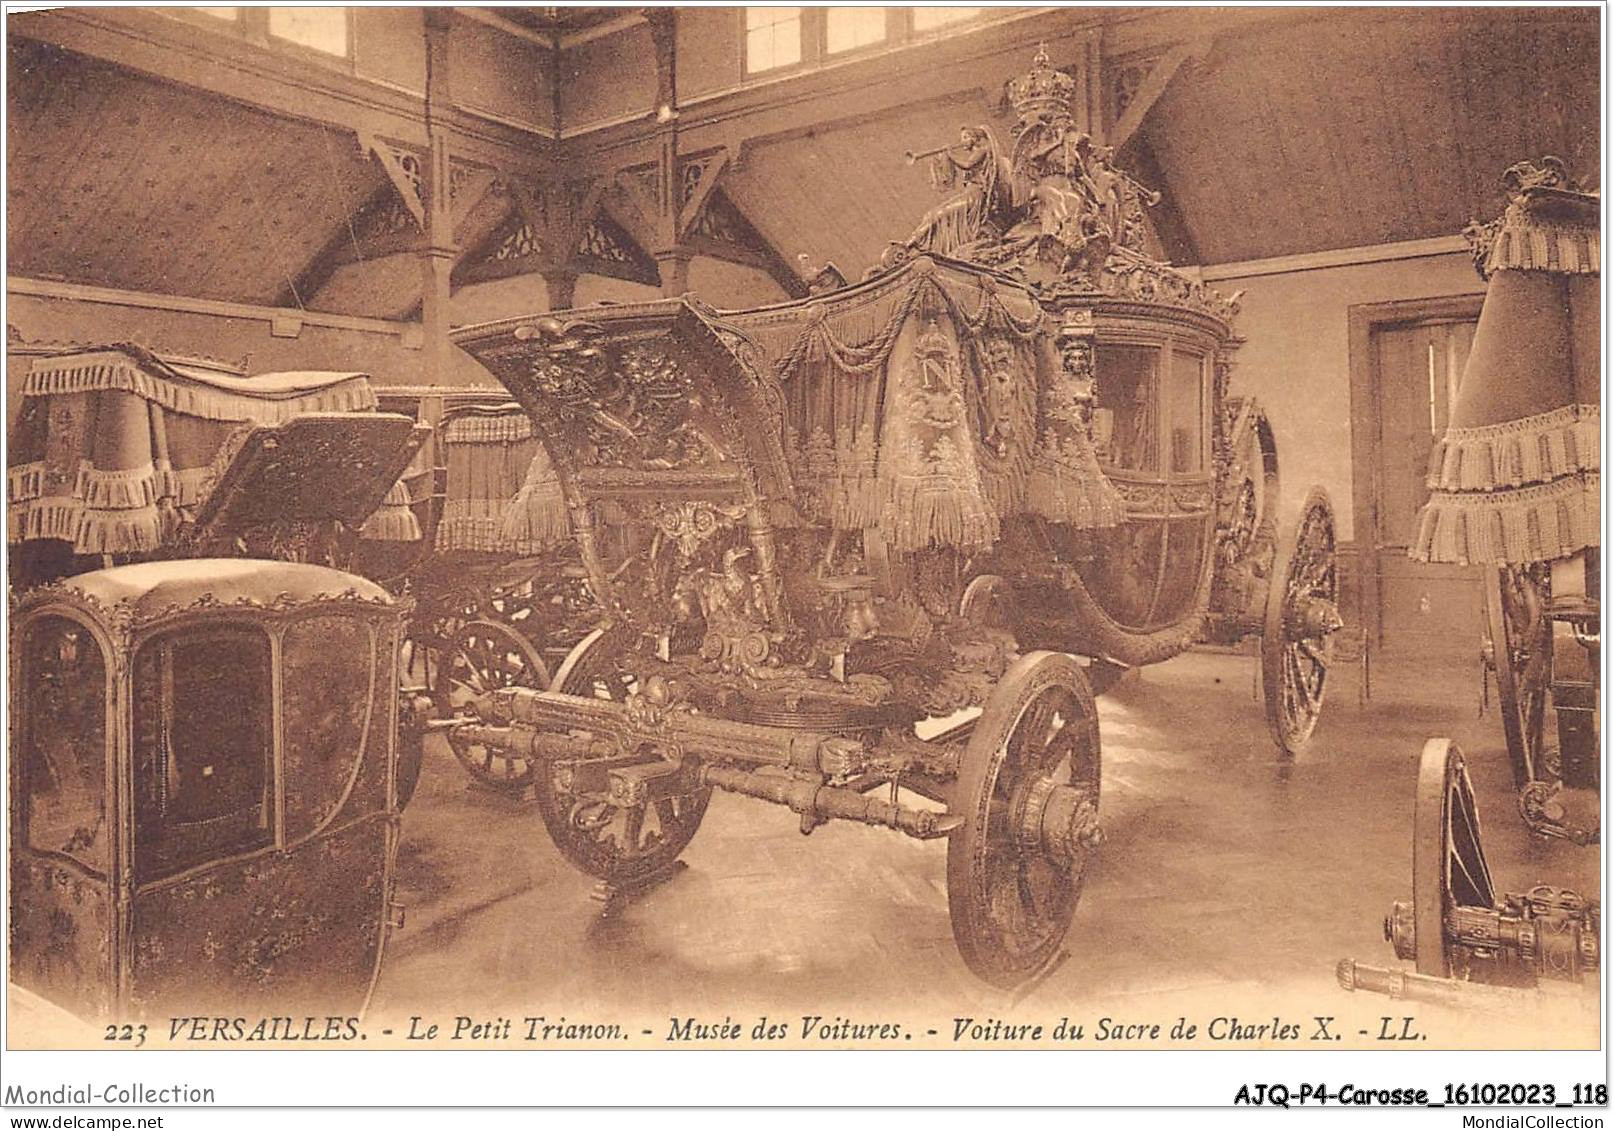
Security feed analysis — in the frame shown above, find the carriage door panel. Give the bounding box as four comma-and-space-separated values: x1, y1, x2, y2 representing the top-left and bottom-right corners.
1371, 316, 1481, 652
11, 614, 115, 1020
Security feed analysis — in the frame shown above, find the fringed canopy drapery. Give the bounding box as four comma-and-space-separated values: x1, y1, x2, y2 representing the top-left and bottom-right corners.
8, 344, 420, 555
432, 404, 569, 556
1412, 180, 1600, 566
727, 257, 1122, 554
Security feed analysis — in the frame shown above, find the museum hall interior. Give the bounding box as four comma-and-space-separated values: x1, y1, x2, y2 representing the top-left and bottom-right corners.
6, 5, 1601, 1048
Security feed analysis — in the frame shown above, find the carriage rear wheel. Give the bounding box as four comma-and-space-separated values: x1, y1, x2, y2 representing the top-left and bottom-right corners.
442, 619, 551, 792
1261, 488, 1341, 755
1484, 565, 1552, 788
947, 651, 1101, 988
534, 629, 713, 882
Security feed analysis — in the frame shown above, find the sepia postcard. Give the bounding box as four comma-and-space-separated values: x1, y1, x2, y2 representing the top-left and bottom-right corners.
1, 0, 1605, 1117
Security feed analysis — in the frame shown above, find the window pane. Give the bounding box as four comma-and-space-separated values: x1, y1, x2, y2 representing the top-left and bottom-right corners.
268, 7, 349, 56
827, 7, 886, 53
281, 616, 373, 839
23, 617, 106, 870
1093, 344, 1161, 472
1166, 350, 1207, 473
746, 7, 801, 71
913, 7, 980, 31
196, 7, 240, 19
134, 627, 274, 881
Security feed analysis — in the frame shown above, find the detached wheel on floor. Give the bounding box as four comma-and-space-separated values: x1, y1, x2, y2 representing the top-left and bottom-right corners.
534, 629, 712, 882
947, 651, 1101, 988
441, 619, 550, 793
1409, 738, 1495, 978
1262, 488, 1342, 754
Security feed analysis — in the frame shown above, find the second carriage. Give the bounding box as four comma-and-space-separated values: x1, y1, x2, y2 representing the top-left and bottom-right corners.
367, 392, 600, 793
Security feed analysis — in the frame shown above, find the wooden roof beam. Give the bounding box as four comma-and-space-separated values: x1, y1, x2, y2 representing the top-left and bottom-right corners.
1108, 39, 1211, 153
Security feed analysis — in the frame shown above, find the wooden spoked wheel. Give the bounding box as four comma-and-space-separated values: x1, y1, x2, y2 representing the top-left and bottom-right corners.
1410, 739, 1495, 978
533, 629, 712, 882
1484, 565, 1552, 788
947, 651, 1101, 988
1261, 488, 1341, 755
442, 619, 551, 792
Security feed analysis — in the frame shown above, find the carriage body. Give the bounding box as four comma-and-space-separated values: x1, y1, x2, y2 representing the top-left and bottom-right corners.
9, 560, 408, 1021
446, 246, 1305, 985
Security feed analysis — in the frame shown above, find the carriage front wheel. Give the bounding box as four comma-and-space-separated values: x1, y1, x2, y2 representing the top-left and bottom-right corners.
946, 651, 1102, 988
533, 629, 713, 883
1261, 488, 1342, 755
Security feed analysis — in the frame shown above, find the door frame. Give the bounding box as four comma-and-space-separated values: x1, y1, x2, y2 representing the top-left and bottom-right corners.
1347, 292, 1485, 647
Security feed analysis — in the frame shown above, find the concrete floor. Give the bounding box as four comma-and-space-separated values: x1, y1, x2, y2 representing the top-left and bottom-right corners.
369, 648, 1600, 1050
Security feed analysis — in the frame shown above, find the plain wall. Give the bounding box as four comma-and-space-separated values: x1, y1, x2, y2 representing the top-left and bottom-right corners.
1208, 250, 1485, 545
451, 17, 556, 133
559, 24, 656, 130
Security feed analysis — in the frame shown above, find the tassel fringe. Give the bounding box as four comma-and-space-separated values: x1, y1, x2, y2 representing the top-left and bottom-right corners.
1427, 404, 1599, 491
441, 411, 534, 445
876, 474, 999, 553
22, 351, 377, 423
1411, 472, 1600, 566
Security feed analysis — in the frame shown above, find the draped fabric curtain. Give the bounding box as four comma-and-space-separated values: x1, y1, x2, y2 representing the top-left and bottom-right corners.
8, 346, 419, 555
1413, 196, 1601, 566
432, 407, 569, 555
731, 257, 1122, 553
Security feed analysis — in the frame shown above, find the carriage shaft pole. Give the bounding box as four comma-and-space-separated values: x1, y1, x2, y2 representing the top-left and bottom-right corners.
700, 764, 960, 840
473, 686, 869, 777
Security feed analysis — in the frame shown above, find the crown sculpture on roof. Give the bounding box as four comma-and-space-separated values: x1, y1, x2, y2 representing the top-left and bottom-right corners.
891, 45, 1237, 321
1007, 42, 1078, 123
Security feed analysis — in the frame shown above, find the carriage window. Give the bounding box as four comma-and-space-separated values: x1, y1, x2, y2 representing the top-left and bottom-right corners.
281, 616, 375, 839
1093, 344, 1160, 472
132, 626, 274, 881
1166, 349, 1207, 474
21, 617, 107, 870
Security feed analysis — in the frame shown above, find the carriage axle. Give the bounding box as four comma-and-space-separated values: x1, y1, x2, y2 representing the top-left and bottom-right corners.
1385, 886, 1600, 986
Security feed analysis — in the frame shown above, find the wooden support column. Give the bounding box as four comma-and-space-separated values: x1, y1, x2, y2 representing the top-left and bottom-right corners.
654, 250, 691, 296
421, 9, 456, 382
542, 268, 579, 311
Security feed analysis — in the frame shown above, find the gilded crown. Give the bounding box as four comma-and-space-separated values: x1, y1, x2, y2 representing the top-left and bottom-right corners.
1007, 44, 1076, 123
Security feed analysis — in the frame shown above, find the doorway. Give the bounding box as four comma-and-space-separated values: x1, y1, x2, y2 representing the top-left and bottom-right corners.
1348, 294, 1486, 655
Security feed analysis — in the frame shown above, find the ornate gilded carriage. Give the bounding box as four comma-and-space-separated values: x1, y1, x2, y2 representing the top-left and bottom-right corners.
439, 46, 1341, 987
9, 561, 410, 1020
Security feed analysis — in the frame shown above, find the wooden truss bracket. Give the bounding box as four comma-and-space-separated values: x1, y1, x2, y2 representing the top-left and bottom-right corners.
1107, 39, 1212, 152
358, 131, 426, 228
